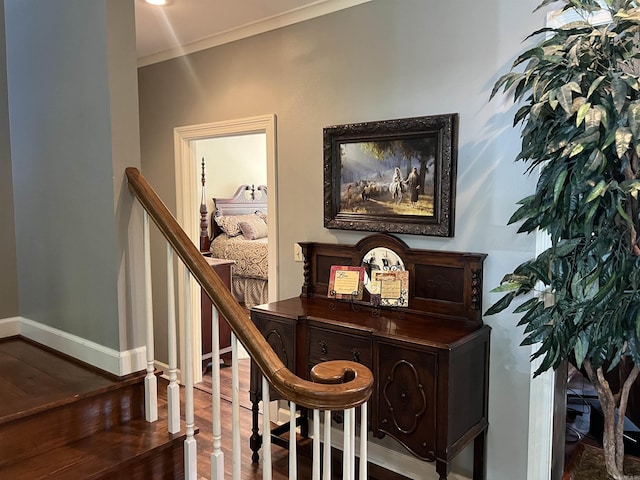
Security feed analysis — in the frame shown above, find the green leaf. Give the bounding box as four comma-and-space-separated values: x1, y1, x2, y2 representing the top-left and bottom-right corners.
616, 127, 632, 159
485, 291, 517, 316
612, 77, 628, 113
576, 102, 592, 127
553, 238, 582, 257
514, 297, 542, 314
553, 170, 568, 204
587, 76, 605, 99
583, 107, 602, 134
534, 0, 560, 11
558, 83, 577, 114
491, 282, 522, 293
573, 331, 589, 368
616, 198, 633, 224
517, 302, 546, 327
595, 104, 609, 130
628, 101, 640, 140
508, 203, 536, 225
582, 149, 604, 175
491, 72, 523, 99
585, 180, 607, 203
515, 260, 552, 285
621, 179, 640, 198
569, 143, 585, 157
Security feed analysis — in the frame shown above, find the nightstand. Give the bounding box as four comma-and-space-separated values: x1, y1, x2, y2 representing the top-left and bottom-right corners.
201, 257, 235, 370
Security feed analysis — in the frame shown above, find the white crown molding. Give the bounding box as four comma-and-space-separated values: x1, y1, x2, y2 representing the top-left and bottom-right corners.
0, 317, 146, 376
138, 0, 372, 67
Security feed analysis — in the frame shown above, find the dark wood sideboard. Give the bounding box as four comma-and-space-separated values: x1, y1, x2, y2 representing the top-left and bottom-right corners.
249, 234, 490, 480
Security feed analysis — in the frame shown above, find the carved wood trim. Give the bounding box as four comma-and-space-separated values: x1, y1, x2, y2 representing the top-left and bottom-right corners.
382, 359, 427, 435
298, 233, 487, 323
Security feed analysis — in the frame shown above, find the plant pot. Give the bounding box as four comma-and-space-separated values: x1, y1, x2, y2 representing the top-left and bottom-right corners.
563, 442, 640, 480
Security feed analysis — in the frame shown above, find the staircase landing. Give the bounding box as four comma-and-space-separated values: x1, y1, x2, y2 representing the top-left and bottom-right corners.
0, 336, 185, 479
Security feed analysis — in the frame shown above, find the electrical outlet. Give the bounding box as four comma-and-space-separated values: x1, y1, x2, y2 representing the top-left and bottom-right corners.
293, 243, 303, 262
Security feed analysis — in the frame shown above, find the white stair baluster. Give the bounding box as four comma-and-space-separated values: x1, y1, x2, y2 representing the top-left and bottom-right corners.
210, 305, 224, 479
143, 212, 157, 422
232, 333, 241, 480
350, 406, 356, 480
184, 270, 197, 479
343, 408, 353, 480
312, 409, 320, 480
323, 410, 332, 480
289, 401, 297, 480
166, 245, 180, 433
359, 403, 367, 480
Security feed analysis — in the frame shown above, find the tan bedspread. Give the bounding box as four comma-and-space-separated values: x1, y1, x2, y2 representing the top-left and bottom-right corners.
210, 234, 268, 280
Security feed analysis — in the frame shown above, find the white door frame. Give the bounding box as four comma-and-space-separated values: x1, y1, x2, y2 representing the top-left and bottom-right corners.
173, 114, 278, 383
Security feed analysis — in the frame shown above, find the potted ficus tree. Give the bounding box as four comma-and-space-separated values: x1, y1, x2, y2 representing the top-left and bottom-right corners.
488, 0, 640, 478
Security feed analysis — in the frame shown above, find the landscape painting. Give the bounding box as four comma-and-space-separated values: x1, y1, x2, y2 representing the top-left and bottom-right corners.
339, 138, 436, 216
323, 114, 458, 237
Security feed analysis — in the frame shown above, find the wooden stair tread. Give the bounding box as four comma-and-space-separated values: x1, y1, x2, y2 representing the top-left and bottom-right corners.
0, 418, 185, 480
0, 337, 132, 424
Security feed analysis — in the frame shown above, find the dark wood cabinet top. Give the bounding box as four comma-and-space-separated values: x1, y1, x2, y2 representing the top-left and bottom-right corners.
253, 296, 489, 349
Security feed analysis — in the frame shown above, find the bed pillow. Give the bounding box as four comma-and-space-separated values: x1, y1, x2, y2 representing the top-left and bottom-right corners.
214, 214, 258, 237
239, 216, 268, 240
256, 210, 268, 224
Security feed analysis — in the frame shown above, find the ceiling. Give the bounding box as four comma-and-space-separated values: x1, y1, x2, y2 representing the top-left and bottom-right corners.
135, 0, 371, 67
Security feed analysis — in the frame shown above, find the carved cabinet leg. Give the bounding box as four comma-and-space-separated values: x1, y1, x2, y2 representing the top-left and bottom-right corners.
436, 459, 450, 480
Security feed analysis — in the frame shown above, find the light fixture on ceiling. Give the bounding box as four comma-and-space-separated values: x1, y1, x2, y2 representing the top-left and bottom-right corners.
145, 0, 168, 5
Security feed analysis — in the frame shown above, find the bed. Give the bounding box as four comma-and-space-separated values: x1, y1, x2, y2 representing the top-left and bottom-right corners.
200, 181, 269, 309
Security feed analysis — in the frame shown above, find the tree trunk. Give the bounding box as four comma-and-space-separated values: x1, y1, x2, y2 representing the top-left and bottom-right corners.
583, 360, 640, 480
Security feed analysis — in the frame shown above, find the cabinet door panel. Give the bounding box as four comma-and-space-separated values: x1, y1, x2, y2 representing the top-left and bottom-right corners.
376, 342, 437, 461
251, 313, 295, 400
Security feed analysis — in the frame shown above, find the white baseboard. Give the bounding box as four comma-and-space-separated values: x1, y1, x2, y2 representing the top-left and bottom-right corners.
0, 317, 21, 337
0, 316, 146, 377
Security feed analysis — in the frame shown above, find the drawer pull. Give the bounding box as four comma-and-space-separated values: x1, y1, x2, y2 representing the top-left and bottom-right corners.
352, 349, 361, 363
319, 340, 328, 355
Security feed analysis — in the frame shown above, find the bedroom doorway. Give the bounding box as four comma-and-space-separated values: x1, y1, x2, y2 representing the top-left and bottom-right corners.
174, 114, 278, 383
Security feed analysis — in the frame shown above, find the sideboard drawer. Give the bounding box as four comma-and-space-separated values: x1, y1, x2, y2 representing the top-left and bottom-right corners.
308, 325, 372, 367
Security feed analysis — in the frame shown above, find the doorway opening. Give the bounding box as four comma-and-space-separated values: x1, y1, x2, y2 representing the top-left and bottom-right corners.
174, 114, 277, 383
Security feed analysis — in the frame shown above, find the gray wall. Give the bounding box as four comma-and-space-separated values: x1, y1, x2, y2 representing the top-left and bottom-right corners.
0, 0, 18, 319
4, 0, 142, 351
138, 1, 545, 477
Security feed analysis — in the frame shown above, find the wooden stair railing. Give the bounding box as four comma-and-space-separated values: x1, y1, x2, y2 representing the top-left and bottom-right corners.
125, 167, 372, 409
125, 167, 373, 479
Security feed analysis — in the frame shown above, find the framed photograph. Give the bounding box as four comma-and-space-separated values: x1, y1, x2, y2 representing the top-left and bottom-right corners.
323, 114, 458, 237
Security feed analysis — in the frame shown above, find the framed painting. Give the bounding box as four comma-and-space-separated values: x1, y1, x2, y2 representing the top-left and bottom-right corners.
323, 114, 458, 237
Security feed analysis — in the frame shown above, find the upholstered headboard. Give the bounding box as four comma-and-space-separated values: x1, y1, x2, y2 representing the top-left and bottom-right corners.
209, 184, 268, 240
